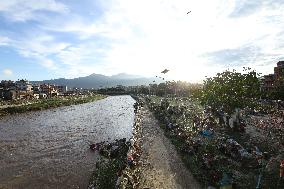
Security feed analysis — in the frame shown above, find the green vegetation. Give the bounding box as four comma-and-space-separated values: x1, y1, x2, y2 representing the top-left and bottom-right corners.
88, 140, 130, 189
0, 94, 106, 116
145, 96, 283, 188
134, 81, 203, 97
201, 68, 261, 114
138, 68, 283, 188
88, 99, 143, 189
90, 158, 124, 189
89, 143, 129, 189
97, 87, 129, 95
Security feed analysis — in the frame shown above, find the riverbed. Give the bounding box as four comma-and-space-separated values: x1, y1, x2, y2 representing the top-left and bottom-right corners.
0, 95, 135, 189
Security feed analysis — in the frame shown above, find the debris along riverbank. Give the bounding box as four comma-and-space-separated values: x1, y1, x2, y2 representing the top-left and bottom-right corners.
88, 97, 202, 189
0, 94, 105, 116
88, 100, 143, 189
88, 138, 131, 189
145, 96, 284, 189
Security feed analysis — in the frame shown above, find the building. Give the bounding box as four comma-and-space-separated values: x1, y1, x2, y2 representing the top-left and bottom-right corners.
39, 93, 47, 99
274, 61, 284, 87
13, 79, 34, 99
262, 74, 275, 92
55, 85, 68, 94
15, 79, 33, 92
40, 84, 58, 97
33, 93, 40, 99
262, 61, 284, 92
32, 85, 41, 94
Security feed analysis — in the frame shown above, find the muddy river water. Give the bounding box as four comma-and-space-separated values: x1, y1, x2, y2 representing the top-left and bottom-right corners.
0, 95, 135, 189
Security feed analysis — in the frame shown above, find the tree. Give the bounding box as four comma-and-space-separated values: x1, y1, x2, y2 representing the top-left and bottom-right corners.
188, 83, 203, 99
156, 83, 167, 96
201, 68, 261, 115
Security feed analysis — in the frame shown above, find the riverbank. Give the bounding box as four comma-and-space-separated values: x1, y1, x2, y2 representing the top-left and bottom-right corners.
88, 100, 143, 189
139, 105, 201, 189
88, 97, 201, 189
0, 94, 106, 116
145, 96, 284, 189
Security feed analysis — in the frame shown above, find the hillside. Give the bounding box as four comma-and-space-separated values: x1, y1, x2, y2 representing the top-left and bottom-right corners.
33, 73, 162, 89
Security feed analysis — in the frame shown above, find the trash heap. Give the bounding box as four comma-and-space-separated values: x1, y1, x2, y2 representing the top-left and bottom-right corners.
89, 138, 129, 159
88, 100, 143, 189
88, 138, 130, 189
248, 111, 284, 147
116, 100, 143, 188
145, 96, 284, 189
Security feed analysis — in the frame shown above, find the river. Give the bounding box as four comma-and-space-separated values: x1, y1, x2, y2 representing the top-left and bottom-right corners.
0, 95, 135, 189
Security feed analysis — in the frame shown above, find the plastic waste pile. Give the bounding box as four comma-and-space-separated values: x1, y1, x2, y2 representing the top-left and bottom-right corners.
89, 138, 128, 158
88, 100, 144, 189
116, 100, 143, 189
145, 96, 284, 188
88, 138, 130, 189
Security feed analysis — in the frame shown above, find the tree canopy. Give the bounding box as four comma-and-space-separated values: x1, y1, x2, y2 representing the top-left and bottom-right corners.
201, 68, 261, 114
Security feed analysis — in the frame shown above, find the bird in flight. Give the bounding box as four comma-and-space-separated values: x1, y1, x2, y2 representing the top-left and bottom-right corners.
187, 11, 191, 14
161, 69, 170, 74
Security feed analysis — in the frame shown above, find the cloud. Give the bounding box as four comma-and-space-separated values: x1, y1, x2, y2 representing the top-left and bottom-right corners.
203, 45, 262, 66
0, 0, 68, 22
229, 0, 284, 18
41, 16, 106, 39
1, 0, 284, 81
3, 69, 13, 76
15, 34, 69, 56
0, 36, 10, 45
50, 0, 284, 80
1, 32, 68, 70
229, 1, 262, 17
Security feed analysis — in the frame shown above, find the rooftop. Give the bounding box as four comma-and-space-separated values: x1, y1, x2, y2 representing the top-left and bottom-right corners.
277, 61, 284, 67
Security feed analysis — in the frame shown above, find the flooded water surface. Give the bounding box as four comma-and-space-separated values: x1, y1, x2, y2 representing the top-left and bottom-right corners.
0, 95, 135, 189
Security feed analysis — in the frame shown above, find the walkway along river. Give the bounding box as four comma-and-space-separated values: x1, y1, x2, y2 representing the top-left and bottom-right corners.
0, 95, 135, 189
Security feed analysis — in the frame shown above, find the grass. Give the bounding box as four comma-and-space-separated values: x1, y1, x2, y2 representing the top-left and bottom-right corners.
0, 94, 106, 116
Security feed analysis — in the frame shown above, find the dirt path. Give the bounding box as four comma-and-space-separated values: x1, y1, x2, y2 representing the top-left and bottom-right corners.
139, 107, 201, 189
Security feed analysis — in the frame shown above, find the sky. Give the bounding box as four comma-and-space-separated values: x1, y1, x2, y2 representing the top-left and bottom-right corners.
0, 0, 284, 82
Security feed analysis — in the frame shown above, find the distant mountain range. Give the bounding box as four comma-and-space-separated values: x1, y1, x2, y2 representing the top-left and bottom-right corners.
32, 73, 163, 89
